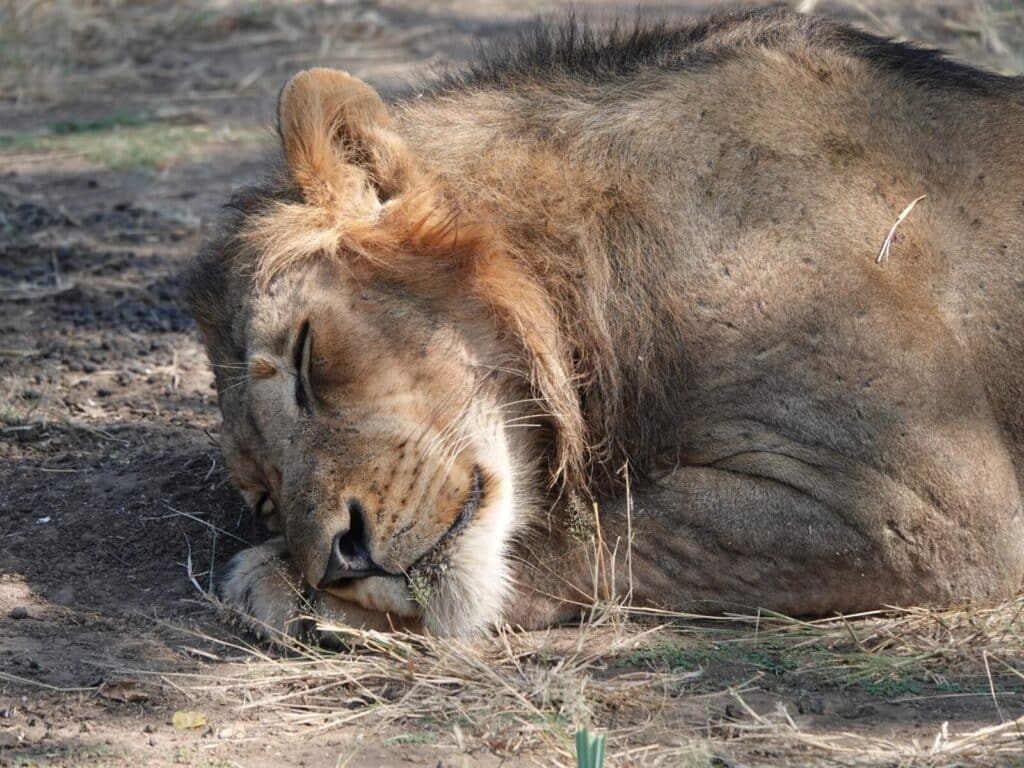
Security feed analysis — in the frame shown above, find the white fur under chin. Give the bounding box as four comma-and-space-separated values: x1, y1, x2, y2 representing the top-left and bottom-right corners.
422, 430, 522, 637
423, 476, 516, 636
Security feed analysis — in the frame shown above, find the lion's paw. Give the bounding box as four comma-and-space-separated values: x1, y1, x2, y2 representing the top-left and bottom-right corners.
219, 539, 416, 646
219, 538, 314, 643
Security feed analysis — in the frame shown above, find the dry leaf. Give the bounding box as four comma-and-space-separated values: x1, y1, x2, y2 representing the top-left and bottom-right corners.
172, 710, 207, 729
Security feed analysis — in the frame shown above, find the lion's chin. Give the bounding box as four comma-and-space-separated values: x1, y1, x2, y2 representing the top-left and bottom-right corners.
323, 515, 517, 637
319, 553, 511, 637
322, 575, 420, 618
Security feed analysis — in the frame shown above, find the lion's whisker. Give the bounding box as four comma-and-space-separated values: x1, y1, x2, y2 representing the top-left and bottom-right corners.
498, 413, 548, 424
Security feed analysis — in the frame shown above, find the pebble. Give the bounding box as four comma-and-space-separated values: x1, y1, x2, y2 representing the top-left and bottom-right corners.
9, 606, 28, 620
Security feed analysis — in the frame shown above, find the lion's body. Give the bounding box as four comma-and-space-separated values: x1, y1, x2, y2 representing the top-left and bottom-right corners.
189, 9, 1024, 639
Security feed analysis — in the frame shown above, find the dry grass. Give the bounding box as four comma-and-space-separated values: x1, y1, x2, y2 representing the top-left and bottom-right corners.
0, 0, 402, 105
0, 373, 62, 431
155, 508, 1024, 768
876, 194, 926, 265
140, 583, 1024, 766
0, 0, 279, 103
2, 1, 1021, 106
800, 0, 1024, 76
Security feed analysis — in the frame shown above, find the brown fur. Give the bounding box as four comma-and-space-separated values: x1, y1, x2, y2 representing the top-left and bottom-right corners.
188, 8, 1024, 640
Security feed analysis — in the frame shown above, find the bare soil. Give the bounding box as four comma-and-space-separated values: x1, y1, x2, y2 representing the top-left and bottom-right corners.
2, 2, 1022, 766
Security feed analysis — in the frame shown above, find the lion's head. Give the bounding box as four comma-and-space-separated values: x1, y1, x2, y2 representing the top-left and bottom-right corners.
187, 69, 588, 636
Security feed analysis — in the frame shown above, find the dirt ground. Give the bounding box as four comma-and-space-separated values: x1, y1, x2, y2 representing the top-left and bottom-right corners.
2, 2, 1023, 766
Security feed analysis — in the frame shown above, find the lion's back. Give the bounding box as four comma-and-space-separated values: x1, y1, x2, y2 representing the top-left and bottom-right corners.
397, 6, 1024, 480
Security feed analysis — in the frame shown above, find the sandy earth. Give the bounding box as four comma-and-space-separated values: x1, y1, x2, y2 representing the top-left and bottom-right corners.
1, 1, 1023, 766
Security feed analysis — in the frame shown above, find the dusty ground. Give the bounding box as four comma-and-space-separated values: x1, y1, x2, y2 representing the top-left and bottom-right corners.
2, 1, 1023, 766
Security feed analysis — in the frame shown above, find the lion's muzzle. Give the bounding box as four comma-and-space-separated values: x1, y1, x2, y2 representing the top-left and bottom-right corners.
316, 464, 484, 592
412, 464, 483, 566
318, 498, 392, 588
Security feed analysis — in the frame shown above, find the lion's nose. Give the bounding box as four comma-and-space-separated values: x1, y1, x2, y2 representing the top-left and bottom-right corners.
318, 499, 388, 588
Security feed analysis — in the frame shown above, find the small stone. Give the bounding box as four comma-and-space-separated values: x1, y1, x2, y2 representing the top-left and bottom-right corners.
9, 607, 28, 620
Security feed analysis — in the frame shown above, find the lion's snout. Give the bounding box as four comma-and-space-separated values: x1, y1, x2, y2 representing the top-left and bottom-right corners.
317, 499, 390, 588
317, 465, 484, 589
283, 446, 488, 608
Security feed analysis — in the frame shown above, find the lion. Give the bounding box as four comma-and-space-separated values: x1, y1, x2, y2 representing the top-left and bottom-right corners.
186, 8, 1024, 642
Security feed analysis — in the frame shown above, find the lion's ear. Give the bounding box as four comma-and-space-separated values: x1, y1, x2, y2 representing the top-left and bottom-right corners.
277, 68, 415, 211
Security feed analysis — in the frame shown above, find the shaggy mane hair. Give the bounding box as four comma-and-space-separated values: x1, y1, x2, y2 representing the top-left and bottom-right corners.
188, 7, 1020, 500
436, 7, 1016, 94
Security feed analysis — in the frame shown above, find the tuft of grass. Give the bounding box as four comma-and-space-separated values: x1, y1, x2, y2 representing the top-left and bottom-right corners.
406, 569, 434, 612
616, 637, 803, 679
0, 375, 59, 430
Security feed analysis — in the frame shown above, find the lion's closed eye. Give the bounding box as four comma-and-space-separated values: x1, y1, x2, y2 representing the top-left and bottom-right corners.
293, 320, 313, 412
242, 489, 282, 533
258, 494, 282, 533
254, 492, 272, 517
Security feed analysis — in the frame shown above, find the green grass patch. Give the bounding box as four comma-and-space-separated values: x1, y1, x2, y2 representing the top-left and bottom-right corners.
49, 112, 152, 136
9, 745, 114, 767
616, 640, 706, 671
382, 731, 440, 747
616, 639, 801, 677
0, 115, 268, 169
612, 631, 1011, 702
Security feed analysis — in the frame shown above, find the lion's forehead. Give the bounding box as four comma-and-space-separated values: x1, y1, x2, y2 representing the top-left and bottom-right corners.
243, 268, 449, 354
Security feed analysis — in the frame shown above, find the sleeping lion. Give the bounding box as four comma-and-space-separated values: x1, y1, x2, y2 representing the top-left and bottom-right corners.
187, 8, 1024, 641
